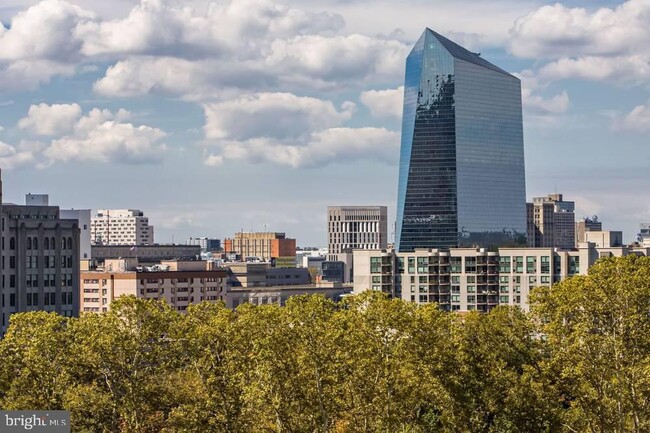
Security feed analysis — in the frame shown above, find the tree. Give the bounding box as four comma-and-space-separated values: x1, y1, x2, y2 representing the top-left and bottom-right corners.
531, 255, 650, 433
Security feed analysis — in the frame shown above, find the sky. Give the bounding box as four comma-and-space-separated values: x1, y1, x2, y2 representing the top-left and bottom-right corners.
0, 0, 648, 246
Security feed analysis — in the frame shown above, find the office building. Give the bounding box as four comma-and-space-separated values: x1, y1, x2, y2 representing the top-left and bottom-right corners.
527, 194, 575, 249
1, 177, 80, 334
576, 216, 602, 244
327, 206, 388, 260
396, 28, 526, 252
223, 232, 295, 262
91, 209, 154, 245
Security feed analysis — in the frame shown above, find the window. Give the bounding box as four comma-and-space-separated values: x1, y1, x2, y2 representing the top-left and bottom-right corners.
9, 237, 15, 250
10, 293, 15, 307
33, 238, 38, 250
465, 257, 476, 273
408, 257, 415, 273
499, 256, 511, 273
417, 257, 428, 273
526, 256, 536, 273
9, 256, 15, 269
450, 257, 462, 273
514, 256, 523, 273
26, 238, 32, 250
370, 257, 381, 273
44, 238, 49, 249
541, 256, 550, 274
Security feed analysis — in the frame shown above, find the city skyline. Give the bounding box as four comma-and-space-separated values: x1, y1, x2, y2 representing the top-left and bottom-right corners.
0, 0, 648, 246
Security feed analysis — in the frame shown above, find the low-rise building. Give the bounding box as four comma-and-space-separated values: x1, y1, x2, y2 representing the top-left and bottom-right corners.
80, 258, 228, 313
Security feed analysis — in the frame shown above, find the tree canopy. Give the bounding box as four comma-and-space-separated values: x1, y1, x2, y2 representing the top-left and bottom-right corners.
1, 255, 649, 432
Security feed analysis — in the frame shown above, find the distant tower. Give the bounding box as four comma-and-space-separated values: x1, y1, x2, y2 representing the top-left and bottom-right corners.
396, 29, 526, 251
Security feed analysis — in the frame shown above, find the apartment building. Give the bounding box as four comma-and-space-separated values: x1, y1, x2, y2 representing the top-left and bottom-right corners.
91, 209, 154, 245
80, 258, 227, 313
353, 239, 642, 312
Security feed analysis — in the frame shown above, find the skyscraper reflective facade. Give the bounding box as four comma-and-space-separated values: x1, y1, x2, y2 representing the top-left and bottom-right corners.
396, 28, 526, 252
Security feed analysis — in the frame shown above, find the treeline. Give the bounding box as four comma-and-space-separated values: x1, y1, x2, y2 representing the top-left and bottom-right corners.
1, 255, 650, 432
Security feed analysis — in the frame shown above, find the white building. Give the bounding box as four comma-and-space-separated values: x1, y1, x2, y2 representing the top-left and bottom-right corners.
91, 209, 154, 246
61, 209, 92, 259
353, 240, 647, 313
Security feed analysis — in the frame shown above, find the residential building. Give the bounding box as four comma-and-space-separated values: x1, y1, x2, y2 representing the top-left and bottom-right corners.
187, 237, 221, 252
527, 194, 576, 249
395, 28, 526, 252
223, 232, 295, 262
576, 216, 602, 244
91, 209, 154, 245
1, 179, 80, 334
80, 258, 227, 313
353, 243, 642, 313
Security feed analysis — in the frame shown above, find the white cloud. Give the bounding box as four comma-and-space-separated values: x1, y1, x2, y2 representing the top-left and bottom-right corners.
18, 102, 82, 135
537, 55, 650, 86
0, 59, 76, 90
0, 0, 94, 61
614, 102, 650, 132
0, 140, 38, 169
201, 91, 397, 168
509, 1, 650, 60
205, 127, 398, 168
43, 107, 166, 164
77, 0, 343, 58
359, 86, 403, 118
203, 92, 355, 141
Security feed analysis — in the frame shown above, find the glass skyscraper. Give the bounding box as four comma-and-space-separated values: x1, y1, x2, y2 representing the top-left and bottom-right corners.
396, 28, 526, 252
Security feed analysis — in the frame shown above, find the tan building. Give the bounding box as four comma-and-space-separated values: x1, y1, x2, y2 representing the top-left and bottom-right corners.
576, 216, 602, 244
91, 209, 154, 245
224, 232, 296, 262
527, 194, 575, 249
80, 259, 227, 313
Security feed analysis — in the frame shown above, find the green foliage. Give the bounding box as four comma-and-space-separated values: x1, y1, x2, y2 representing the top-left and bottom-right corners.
1, 256, 649, 432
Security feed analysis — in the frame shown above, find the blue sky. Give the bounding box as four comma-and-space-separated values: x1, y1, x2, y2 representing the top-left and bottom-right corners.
0, 0, 648, 246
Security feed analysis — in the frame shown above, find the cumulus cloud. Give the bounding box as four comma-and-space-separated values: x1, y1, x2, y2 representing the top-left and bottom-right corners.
202, 92, 397, 167
614, 102, 650, 132
18, 102, 82, 135
0, 0, 94, 61
77, 0, 344, 58
509, 1, 650, 59
205, 127, 398, 168
203, 93, 355, 141
9, 103, 167, 166
360, 86, 403, 118
509, 1, 650, 89
0, 141, 38, 169
43, 107, 166, 164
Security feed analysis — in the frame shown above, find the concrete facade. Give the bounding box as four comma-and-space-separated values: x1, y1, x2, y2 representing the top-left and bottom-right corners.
91, 209, 154, 245
353, 244, 645, 313
91, 244, 201, 263
527, 194, 576, 249
61, 209, 91, 260
576, 216, 602, 244
327, 206, 388, 260
80, 259, 227, 313
1, 179, 80, 334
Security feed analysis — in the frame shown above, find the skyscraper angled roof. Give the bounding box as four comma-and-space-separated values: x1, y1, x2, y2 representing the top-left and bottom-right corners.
426, 28, 514, 77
